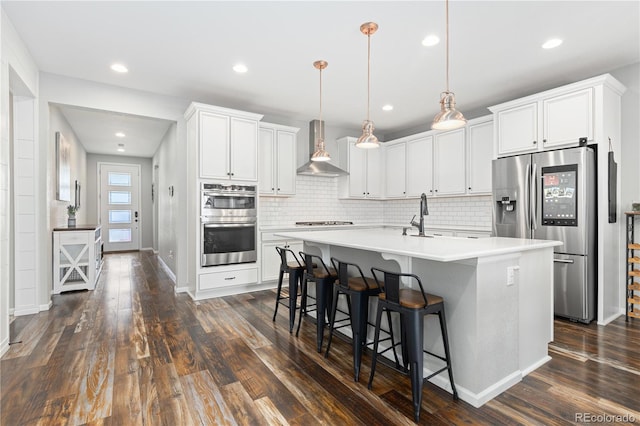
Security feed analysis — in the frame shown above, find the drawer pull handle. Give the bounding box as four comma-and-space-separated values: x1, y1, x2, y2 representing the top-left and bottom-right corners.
224, 276, 236, 280
554, 259, 574, 264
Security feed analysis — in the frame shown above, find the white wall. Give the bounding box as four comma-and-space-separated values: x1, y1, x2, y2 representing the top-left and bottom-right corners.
1, 8, 40, 353
86, 154, 153, 250
49, 104, 87, 227
152, 124, 178, 273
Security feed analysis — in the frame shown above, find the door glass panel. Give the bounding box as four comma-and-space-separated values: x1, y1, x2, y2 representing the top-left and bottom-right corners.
109, 210, 132, 224
108, 172, 131, 187
109, 228, 132, 243
109, 191, 131, 205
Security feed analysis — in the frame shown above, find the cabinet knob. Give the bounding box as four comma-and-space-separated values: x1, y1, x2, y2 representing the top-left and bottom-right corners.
468, 187, 472, 190
533, 140, 537, 145
271, 188, 275, 191
231, 172, 234, 176
277, 188, 280, 191
403, 191, 406, 194
363, 192, 366, 195
435, 189, 438, 193
543, 139, 547, 143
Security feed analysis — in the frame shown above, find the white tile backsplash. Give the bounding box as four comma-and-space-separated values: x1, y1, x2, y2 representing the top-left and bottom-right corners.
260, 175, 493, 229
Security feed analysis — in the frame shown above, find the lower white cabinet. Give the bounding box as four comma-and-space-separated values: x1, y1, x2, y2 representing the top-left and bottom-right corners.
53, 226, 103, 294
261, 233, 303, 282
198, 267, 258, 290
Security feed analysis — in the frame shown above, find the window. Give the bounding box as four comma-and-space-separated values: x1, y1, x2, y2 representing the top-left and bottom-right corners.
109, 228, 132, 243
108, 191, 131, 205
108, 172, 131, 187
109, 210, 132, 224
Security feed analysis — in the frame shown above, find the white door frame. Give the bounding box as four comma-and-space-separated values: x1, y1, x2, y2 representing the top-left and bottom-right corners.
97, 162, 142, 251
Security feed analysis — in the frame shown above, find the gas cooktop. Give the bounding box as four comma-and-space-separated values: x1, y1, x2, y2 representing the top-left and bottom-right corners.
295, 221, 354, 226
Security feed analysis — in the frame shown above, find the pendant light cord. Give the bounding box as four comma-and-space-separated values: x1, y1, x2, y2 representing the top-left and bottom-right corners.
445, 0, 450, 93
367, 33, 371, 121
319, 66, 323, 141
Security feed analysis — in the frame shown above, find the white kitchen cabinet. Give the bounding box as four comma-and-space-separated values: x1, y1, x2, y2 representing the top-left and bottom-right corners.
494, 102, 538, 156
433, 128, 466, 196
491, 78, 608, 157
259, 123, 298, 196
543, 88, 593, 149
338, 137, 382, 199
384, 136, 433, 198
53, 226, 103, 294
384, 142, 406, 197
185, 102, 263, 181
260, 233, 303, 282
406, 136, 433, 197
467, 118, 494, 195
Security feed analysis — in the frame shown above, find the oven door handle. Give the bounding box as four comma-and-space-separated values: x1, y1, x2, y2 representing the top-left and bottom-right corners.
203, 222, 255, 228
202, 192, 256, 197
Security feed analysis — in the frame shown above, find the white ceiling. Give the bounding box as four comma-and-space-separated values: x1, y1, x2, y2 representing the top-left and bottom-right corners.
3, 1, 639, 155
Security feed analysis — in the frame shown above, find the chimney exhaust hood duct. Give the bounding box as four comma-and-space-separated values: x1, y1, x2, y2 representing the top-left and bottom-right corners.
297, 120, 349, 177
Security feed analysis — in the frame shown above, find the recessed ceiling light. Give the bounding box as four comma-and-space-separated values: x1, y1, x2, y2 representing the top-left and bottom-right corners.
542, 38, 563, 49
115, 132, 126, 138
110, 63, 128, 73
117, 143, 125, 152
382, 104, 394, 111
233, 63, 248, 73
422, 35, 440, 47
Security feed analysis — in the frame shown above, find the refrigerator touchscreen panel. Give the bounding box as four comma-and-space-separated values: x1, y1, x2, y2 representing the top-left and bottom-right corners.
541, 164, 578, 226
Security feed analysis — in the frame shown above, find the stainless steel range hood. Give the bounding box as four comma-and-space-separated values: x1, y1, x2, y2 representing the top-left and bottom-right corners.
296, 120, 348, 177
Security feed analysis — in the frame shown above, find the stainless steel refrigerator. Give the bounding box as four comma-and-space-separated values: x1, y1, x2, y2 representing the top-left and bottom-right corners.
492, 146, 596, 323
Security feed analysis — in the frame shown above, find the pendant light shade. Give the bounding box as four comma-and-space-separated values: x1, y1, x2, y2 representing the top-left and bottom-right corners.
356, 22, 380, 149
432, 0, 466, 130
311, 60, 331, 162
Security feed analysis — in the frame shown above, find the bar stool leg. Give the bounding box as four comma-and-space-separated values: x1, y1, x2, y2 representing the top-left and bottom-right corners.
313, 279, 328, 352
350, 292, 369, 382
438, 308, 459, 400
273, 269, 285, 322
288, 270, 301, 333
404, 309, 425, 422
367, 305, 386, 389
295, 277, 309, 337
324, 285, 341, 358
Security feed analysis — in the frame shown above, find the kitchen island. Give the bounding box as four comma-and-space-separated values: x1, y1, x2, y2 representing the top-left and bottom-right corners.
276, 228, 562, 408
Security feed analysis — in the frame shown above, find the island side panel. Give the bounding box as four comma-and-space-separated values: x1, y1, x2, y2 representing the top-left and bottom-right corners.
411, 254, 522, 407
517, 246, 554, 374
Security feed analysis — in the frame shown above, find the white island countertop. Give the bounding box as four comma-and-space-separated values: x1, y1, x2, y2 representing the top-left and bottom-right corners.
276, 228, 562, 262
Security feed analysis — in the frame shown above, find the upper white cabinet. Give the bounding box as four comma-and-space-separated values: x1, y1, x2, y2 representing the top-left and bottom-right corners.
384, 136, 433, 198
258, 123, 299, 196
490, 75, 624, 157
467, 118, 494, 194
384, 142, 406, 197
433, 128, 466, 196
185, 102, 263, 181
406, 136, 433, 197
338, 137, 382, 199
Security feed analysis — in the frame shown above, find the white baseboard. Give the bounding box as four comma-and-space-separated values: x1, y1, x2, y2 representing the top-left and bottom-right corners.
175, 286, 190, 293
153, 250, 159, 255
39, 301, 53, 311
521, 355, 552, 376
9, 308, 14, 316
191, 281, 277, 301
157, 256, 177, 284
597, 309, 624, 326
141, 247, 154, 252
13, 306, 40, 316
0, 336, 9, 357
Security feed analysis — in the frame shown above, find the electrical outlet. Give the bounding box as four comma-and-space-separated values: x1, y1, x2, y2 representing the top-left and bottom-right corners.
506, 266, 519, 286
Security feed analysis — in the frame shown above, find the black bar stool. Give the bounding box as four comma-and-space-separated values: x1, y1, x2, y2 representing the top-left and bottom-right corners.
296, 251, 337, 352
272, 246, 305, 333
325, 257, 399, 382
367, 267, 458, 422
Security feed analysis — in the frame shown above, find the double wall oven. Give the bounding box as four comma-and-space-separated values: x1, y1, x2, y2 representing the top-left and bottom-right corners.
201, 183, 257, 267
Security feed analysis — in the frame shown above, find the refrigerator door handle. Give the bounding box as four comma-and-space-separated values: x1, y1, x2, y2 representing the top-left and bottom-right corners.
525, 163, 531, 232
554, 258, 575, 264
531, 163, 538, 231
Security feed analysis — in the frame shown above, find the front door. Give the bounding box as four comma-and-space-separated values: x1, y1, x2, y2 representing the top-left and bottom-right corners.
99, 163, 141, 252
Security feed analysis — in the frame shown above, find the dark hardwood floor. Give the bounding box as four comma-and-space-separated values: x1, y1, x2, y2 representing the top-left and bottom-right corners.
2, 251, 639, 425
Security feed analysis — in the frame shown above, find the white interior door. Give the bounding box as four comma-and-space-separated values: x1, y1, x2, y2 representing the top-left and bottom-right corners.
99, 163, 140, 252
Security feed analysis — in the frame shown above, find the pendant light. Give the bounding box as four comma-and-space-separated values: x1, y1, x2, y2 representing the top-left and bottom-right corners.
311, 60, 331, 162
356, 22, 380, 149
432, 0, 466, 130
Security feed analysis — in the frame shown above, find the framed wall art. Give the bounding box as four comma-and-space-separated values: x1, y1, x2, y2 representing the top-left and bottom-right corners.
56, 131, 71, 201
